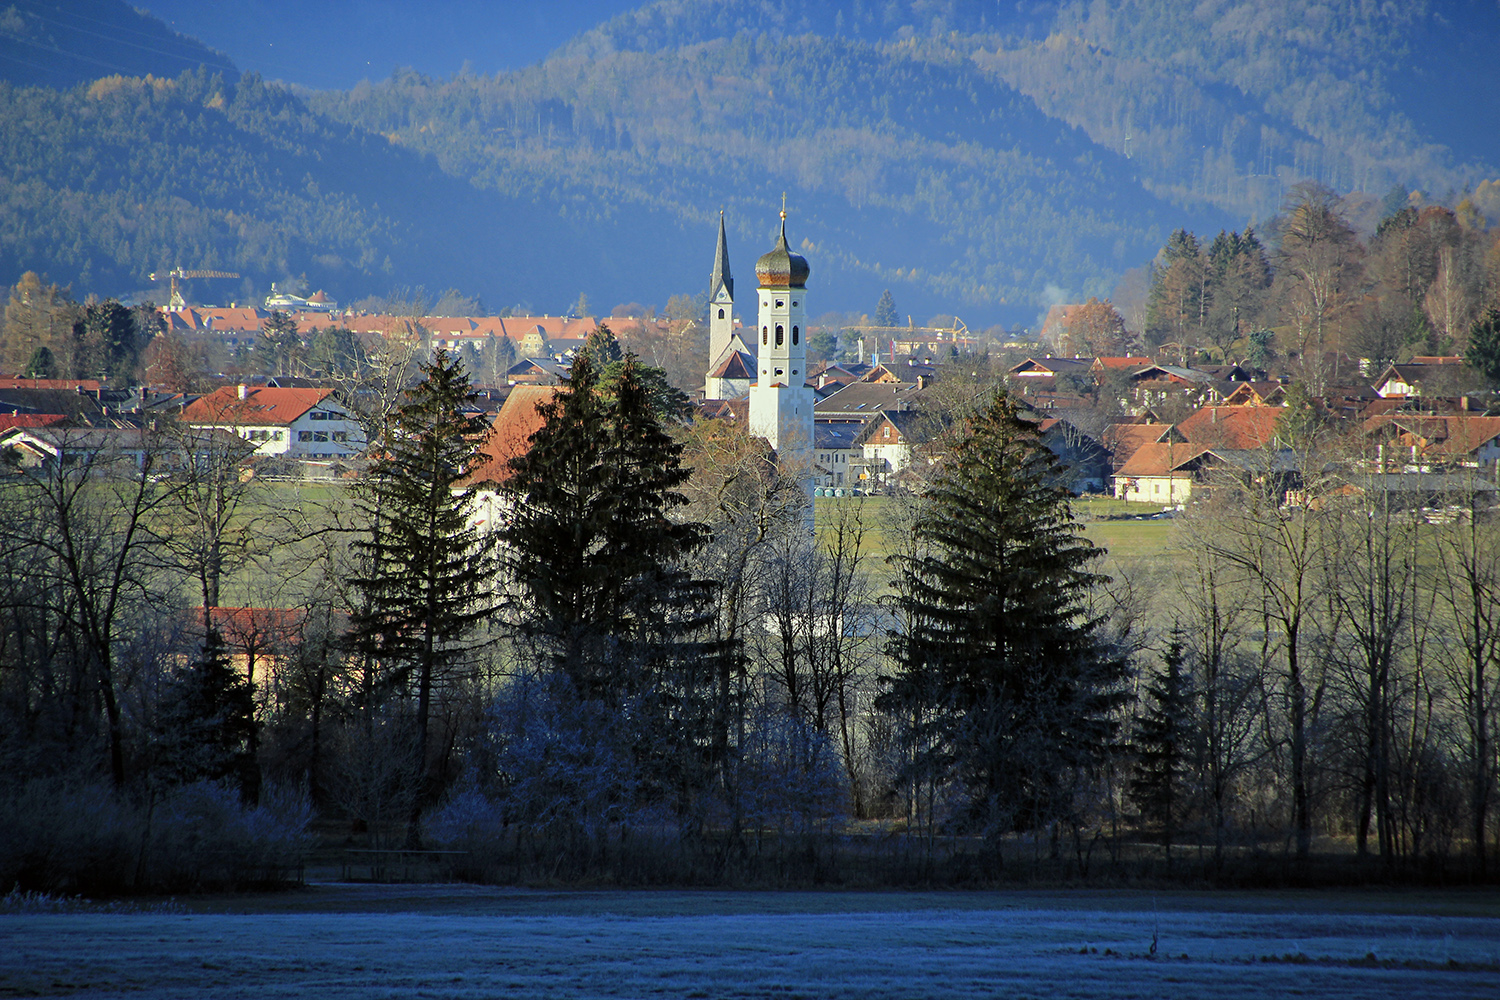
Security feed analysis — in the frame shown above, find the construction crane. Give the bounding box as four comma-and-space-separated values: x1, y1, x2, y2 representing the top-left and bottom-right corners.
148, 268, 241, 310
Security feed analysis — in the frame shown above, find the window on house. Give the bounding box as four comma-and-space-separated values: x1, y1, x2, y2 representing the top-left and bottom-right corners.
273, 430, 284, 440
718, 308, 725, 319
775, 299, 784, 308
762, 326, 768, 345
310, 411, 328, 420
776, 325, 784, 346
883, 427, 891, 438
792, 325, 799, 345
313, 431, 328, 443
332, 431, 347, 443
775, 368, 784, 376
298, 431, 313, 442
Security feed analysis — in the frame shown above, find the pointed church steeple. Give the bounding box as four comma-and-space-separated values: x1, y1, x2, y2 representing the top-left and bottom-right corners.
710, 210, 733, 303
705, 210, 739, 389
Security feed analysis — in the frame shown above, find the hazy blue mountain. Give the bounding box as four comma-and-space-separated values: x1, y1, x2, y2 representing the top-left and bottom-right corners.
1, 0, 1495, 329
0, 0, 235, 89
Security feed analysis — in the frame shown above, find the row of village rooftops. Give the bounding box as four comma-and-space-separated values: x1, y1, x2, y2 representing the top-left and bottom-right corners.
160, 306, 613, 355
2, 350, 1496, 494
157, 306, 984, 358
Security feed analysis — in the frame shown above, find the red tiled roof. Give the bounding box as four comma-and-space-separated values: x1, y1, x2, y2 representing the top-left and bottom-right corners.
1092, 356, 1154, 370
1176, 406, 1281, 450
1364, 414, 1500, 456
709, 351, 755, 379
0, 378, 101, 391
0, 413, 68, 432
462, 385, 559, 486
1114, 441, 1212, 478
1101, 422, 1176, 468
182, 385, 334, 426
700, 398, 749, 422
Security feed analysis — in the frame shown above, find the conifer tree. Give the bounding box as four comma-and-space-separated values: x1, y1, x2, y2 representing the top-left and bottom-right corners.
577, 322, 690, 419
1467, 307, 1500, 388
1129, 633, 1196, 859
878, 389, 1125, 843
156, 627, 260, 801
349, 349, 496, 844
503, 352, 714, 694
501, 352, 722, 805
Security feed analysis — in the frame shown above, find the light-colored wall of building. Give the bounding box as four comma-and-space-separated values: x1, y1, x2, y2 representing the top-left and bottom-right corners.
1114, 474, 1193, 504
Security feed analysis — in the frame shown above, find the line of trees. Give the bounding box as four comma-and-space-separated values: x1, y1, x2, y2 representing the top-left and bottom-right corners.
5, 339, 1500, 889
1143, 183, 1500, 369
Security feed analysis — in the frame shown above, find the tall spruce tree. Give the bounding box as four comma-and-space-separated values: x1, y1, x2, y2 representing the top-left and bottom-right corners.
878, 389, 1125, 843
155, 627, 260, 801
1129, 632, 1196, 859
349, 349, 496, 845
501, 352, 721, 805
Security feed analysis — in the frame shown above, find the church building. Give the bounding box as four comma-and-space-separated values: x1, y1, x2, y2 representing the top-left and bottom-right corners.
703, 205, 815, 480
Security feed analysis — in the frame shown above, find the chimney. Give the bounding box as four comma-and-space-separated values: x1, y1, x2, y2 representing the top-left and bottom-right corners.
237, 384, 248, 400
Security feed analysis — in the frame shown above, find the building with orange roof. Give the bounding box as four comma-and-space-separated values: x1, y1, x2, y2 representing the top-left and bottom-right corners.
461, 385, 558, 489
1176, 405, 1282, 450
182, 384, 365, 460
1360, 414, 1500, 471
1101, 421, 1182, 472
1112, 441, 1214, 503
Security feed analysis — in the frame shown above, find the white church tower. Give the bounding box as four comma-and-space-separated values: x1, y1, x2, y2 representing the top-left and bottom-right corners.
748, 201, 814, 475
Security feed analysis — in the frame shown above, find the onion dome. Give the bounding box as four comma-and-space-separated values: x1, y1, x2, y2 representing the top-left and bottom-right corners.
755, 209, 810, 289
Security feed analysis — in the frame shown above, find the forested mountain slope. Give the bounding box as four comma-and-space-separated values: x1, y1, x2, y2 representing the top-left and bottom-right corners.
309, 30, 1184, 316
0, 0, 1495, 325
0, 0, 235, 89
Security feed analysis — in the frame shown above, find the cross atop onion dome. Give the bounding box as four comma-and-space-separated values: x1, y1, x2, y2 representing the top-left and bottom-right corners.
754, 194, 810, 289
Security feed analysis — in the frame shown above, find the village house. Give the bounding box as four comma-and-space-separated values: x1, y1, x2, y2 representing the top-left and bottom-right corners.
852, 409, 924, 490
1372, 357, 1468, 399
181, 385, 365, 461
0, 424, 250, 474
1359, 414, 1500, 472
814, 422, 861, 489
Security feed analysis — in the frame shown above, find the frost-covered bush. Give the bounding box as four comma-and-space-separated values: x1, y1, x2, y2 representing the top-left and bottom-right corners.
484, 677, 640, 840
0, 780, 136, 894
0, 779, 312, 894
144, 781, 313, 891
423, 786, 509, 880
738, 703, 848, 843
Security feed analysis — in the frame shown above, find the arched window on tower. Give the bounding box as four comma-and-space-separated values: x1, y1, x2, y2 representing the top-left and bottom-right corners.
762, 326, 768, 345
792, 325, 799, 345
718, 308, 725, 319
775, 325, 784, 347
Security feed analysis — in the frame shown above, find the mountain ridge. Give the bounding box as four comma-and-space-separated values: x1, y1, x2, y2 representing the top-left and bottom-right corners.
0, 0, 1495, 328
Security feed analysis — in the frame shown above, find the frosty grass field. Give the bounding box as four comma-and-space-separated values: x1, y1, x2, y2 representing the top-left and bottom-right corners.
4, 885, 1500, 998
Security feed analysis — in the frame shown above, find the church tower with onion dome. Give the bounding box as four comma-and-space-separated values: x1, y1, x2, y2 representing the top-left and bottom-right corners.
747, 199, 815, 476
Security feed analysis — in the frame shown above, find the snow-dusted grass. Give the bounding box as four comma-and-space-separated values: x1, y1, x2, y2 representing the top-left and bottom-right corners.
4, 887, 1499, 998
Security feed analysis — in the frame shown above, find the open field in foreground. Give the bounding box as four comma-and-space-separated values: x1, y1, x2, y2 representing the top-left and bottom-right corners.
4, 885, 1499, 999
